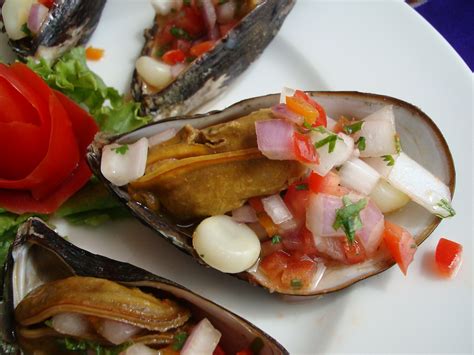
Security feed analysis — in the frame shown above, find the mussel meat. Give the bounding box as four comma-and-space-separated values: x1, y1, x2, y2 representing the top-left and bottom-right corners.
2, 217, 288, 354
2, 0, 107, 60
87, 91, 455, 297
131, 0, 295, 120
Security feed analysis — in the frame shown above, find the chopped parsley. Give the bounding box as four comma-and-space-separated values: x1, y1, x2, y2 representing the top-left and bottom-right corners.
58, 338, 130, 355
333, 196, 367, 244
435, 198, 456, 218
342, 121, 363, 135
112, 144, 129, 155
290, 278, 303, 289
382, 155, 395, 166
356, 136, 366, 151
170, 26, 192, 40
296, 183, 309, 191
271, 235, 282, 244
21, 23, 32, 36
314, 134, 340, 153
172, 331, 189, 351
303, 122, 326, 133
394, 134, 401, 153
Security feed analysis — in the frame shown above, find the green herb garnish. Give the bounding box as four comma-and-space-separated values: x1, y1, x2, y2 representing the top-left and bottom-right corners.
172, 331, 189, 351
21, 23, 32, 36
112, 144, 129, 155
296, 183, 309, 191
170, 26, 191, 40
290, 278, 303, 289
314, 134, 339, 153
333, 196, 367, 244
356, 136, 366, 151
394, 134, 401, 153
58, 338, 130, 355
271, 235, 282, 244
343, 121, 363, 135
435, 198, 456, 218
382, 155, 395, 166
250, 337, 264, 355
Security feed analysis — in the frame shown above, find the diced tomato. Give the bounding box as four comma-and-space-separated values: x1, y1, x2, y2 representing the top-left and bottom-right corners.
294, 90, 327, 127
342, 237, 367, 264
280, 257, 317, 290
85, 46, 104, 61
435, 238, 463, 277
248, 197, 279, 237
236, 350, 252, 355
219, 20, 238, 37
332, 116, 351, 133
293, 132, 319, 164
308, 171, 347, 196
162, 49, 186, 64
283, 180, 310, 222
383, 221, 417, 275
286, 96, 319, 125
282, 226, 318, 256
38, 0, 54, 8
190, 40, 215, 57
213, 345, 226, 355
175, 7, 206, 37
260, 239, 284, 258
156, 23, 176, 46
259, 251, 291, 281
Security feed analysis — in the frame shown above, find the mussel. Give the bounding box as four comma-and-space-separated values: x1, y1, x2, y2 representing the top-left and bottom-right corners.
87, 92, 455, 297
2, 217, 288, 354
131, 0, 295, 120
2, 0, 107, 60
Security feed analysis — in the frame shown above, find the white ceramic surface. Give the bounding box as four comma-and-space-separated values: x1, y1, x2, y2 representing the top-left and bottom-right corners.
3, 0, 472, 353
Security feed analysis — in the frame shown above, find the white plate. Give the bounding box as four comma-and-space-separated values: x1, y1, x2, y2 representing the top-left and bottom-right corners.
4, 0, 472, 353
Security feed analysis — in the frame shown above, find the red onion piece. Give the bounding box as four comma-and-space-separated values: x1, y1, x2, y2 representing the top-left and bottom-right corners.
181, 318, 221, 355
357, 200, 384, 255
306, 193, 345, 238
313, 235, 346, 262
148, 128, 178, 147
200, 0, 217, 38
27, 3, 49, 34
261, 194, 293, 225
271, 104, 304, 126
255, 119, 296, 160
232, 205, 258, 223
216, 0, 236, 24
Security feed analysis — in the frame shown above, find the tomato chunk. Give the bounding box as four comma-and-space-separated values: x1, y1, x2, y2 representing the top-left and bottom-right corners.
383, 221, 417, 275
435, 238, 463, 277
280, 257, 317, 290
259, 251, 291, 281
162, 49, 186, 65
293, 132, 319, 164
282, 226, 318, 256
308, 171, 347, 196
286, 96, 318, 125
293, 90, 327, 127
342, 238, 367, 264
283, 180, 310, 222
213, 345, 226, 355
190, 40, 215, 57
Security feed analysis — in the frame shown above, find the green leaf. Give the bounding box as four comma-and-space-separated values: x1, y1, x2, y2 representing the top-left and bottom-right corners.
382, 155, 395, 166
314, 134, 339, 153
342, 121, 363, 135
295, 183, 309, 191
356, 136, 366, 151
290, 278, 302, 289
21, 23, 32, 36
112, 144, 129, 155
271, 235, 282, 244
27, 47, 151, 134
333, 196, 367, 244
170, 26, 191, 40
172, 331, 189, 351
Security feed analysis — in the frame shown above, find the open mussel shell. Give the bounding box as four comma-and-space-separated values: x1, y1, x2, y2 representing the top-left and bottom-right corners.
2, 217, 288, 354
5, 0, 107, 60
131, 0, 295, 120
87, 91, 455, 297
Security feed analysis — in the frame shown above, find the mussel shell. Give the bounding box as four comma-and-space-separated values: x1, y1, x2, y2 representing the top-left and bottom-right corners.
2, 218, 288, 354
6, 0, 107, 60
131, 0, 295, 120
87, 92, 455, 297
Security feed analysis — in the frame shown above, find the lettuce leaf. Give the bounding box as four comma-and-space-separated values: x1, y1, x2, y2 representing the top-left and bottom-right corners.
27, 47, 151, 134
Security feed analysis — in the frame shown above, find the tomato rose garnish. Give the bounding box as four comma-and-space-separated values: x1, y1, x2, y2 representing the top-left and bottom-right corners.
0, 63, 98, 214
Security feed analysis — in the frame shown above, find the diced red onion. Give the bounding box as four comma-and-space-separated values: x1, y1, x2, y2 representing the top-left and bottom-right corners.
176, 39, 191, 52
255, 119, 296, 160
357, 200, 384, 255
52, 313, 91, 337
171, 63, 187, 78
200, 0, 217, 38
216, 0, 236, 24
181, 318, 221, 355
313, 235, 346, 262
148, 128, 178, 147
306, 193, 345, 237
279, 87, 296, 103
27, 3, 49, 34
338, 158, 380, 195
271, 104, 304, 125
231, 205, 258, 223
97, 319, 141, 345
261, 194, 293, 225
